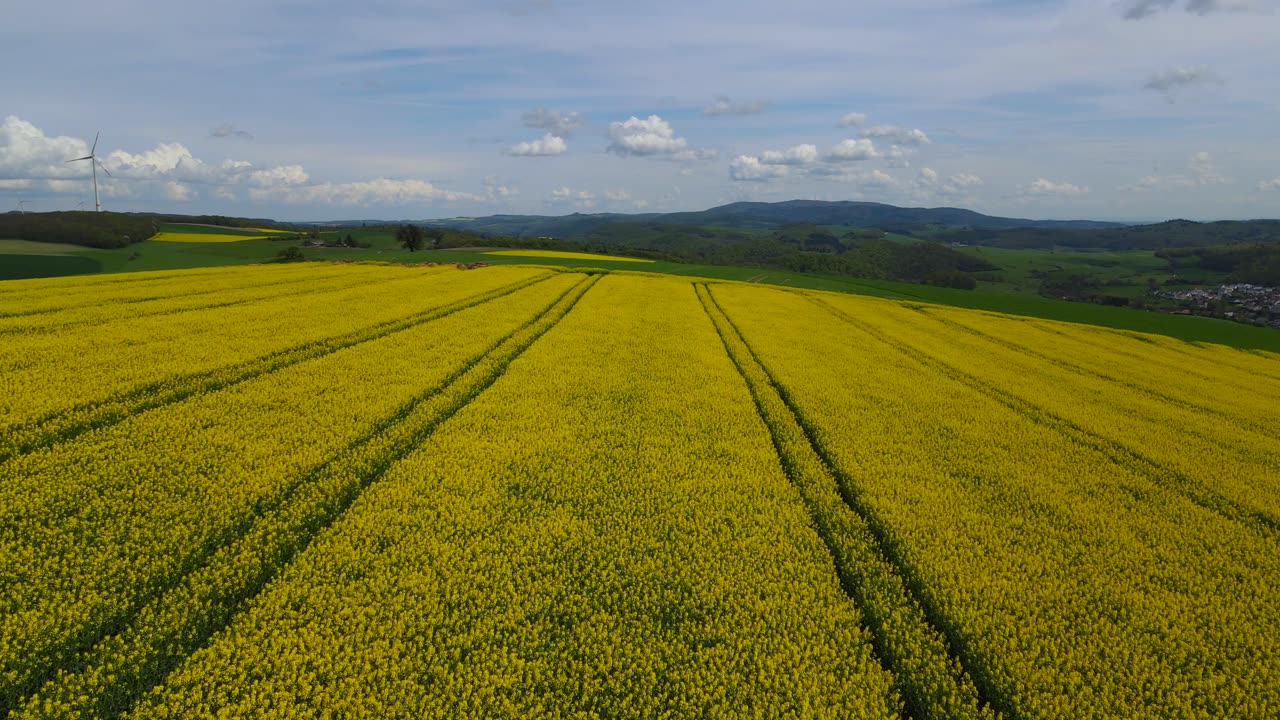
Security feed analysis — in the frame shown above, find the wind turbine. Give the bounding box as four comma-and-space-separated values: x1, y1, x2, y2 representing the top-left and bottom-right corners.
15, 200, 28, 214
66, 132, 111, 212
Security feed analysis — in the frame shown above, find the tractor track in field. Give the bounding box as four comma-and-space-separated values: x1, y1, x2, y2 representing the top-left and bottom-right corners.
1035, 322, 1280, 392
3, 275, 599, 720
0, 272, 557, 465
812, 295, 1280, 544
698, 283, 1007, 720
0, 269, 374, 329
0, 266, 358, 318
908, 306, 1279, 446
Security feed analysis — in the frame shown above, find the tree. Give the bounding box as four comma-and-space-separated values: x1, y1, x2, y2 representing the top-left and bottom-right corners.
276, 246, 305, 263
425, 228, 445, 249
396, 224, 425, 252
344, 233, 357, 248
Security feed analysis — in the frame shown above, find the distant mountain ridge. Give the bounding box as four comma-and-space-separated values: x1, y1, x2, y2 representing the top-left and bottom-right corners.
423, 200, 1127, 238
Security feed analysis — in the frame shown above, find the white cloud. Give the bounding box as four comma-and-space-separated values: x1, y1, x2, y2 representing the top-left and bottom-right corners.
0, 115, 90, 180
521, 108, 584, 138
163, 181, 193, 201
506, 133, 568, 157
825, 139, 881, 162
837, 112, 868, 128
105, 143, 191, 178
607, 115, 688, 157
252, 179, 483, 205
759, 144, 818, 166
915, 168, 984, 197
1023, 178, 1090, 197
0, 179, 33, 189
885, 145, 913, 168
730, 155, 790, 182
703, 95, 770, 116
0, 119, 311, 197
604, 189, 631, 202
671, 148, 719, 163
248, 165, 309, 187
807, 167, 898, 187
548, 186, 596, 208
482, 175, 518, 200
860, 126, 931, 147
45, 180, 83, 193
1189, 151, 1226, 184
1120, 152, 1227, 191
1259, 178, 1280, 191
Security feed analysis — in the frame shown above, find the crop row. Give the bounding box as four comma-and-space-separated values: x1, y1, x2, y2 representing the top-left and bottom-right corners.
696, 284, 995, 720
834, 298, 1280, 531
116, 275, 903, 720
0, 265, 392, 335
0, 266, 552, 458
711, 283, 1280, 719
7, 274, 599, 720
0, 273, 583, 715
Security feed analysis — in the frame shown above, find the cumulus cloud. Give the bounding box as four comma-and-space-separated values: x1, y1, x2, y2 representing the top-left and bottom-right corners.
163, 181, 193, 201
1259, 178, 1280, 192
210, 122, 253, 140
671, 148, 719, 163
860, 126, 931, 147
521, 107, 583, 138
703, 95, 770, 116
837, 112, 868, 127
1120, 0, 1259, 19
1121, 151, 1227, 191
604, 189, 631, 202
915, 168, 983, 197
251, 179, 483, 205
806, 167, 898, 187
248, 165, 309, 187
0, 115, 90, 180
760, 144, 819, 166
1189, 151, 1225, 184
607, 115, 689, 157
1023, 178, 1090, 197
825, 139, 881, 162
729, 155, 790, 182
548, 186, 597, 208
506, 133, 568, 157
482, 175, 518, 200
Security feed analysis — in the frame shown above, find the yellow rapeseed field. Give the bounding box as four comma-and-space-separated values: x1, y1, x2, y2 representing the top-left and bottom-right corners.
150, 231, 271, 243
2, 263, 1277, 719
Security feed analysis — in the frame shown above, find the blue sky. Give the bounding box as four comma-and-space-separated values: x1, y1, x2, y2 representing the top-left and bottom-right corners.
2, 0, 1278, 221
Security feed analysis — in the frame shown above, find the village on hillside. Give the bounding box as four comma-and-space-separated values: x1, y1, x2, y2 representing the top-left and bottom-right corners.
1158, 284, 1280, 330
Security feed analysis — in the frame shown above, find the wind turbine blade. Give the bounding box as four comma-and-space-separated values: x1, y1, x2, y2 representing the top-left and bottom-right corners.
91, 131, 99, 156
97, 161, 113, 178
67, 156, 93, 162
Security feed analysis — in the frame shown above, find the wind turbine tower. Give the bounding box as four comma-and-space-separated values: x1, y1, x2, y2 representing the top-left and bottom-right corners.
66, 132, 112, 212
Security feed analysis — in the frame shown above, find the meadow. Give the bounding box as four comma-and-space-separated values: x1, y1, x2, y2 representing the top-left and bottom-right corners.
1, 262, 1277, 719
